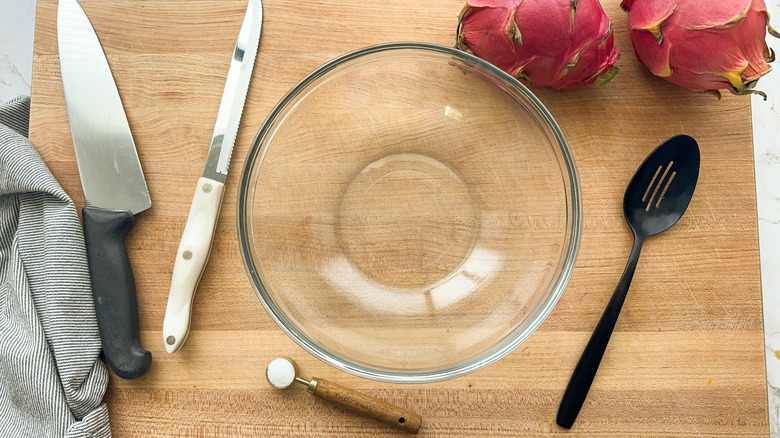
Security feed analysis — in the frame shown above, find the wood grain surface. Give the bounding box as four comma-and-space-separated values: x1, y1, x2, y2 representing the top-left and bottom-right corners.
29, 0, 768, 436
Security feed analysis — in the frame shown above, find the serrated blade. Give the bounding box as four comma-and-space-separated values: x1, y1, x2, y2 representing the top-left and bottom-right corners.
202, 0, 263, 183
57, 0, 151, 214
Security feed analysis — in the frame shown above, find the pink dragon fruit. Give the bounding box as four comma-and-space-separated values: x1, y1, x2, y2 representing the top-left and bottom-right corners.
622, 0, 780, 98
456, 0, 621, 89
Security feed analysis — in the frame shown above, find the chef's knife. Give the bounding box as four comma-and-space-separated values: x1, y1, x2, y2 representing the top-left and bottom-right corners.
162, 0, 263, 353
58, 0, 152, 379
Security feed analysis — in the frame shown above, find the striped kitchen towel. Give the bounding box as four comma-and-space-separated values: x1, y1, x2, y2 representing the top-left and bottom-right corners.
0, 96, 111, 437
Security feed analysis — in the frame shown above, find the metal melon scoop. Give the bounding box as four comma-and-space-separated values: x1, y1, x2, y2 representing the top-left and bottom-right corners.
266, 357, 422, 434
557, 135, 701, 428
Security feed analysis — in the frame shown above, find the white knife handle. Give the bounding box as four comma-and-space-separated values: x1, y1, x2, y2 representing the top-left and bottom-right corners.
163, 177, 225, 353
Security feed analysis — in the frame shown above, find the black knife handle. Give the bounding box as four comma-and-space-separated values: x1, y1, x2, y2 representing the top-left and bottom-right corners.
82, 206, 152, 379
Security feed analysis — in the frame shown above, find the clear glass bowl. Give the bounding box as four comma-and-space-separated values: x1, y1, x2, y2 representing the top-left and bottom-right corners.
238, 42, 581, 383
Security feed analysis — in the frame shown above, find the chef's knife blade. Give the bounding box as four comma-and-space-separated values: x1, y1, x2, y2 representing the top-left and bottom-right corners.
58, 0, 152, 379
162, 0, 262, 353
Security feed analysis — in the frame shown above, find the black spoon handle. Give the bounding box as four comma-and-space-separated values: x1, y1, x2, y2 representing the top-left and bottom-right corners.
556, 235, 645, 429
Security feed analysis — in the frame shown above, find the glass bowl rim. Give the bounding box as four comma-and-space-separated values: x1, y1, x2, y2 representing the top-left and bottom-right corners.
237, 41, 582, 383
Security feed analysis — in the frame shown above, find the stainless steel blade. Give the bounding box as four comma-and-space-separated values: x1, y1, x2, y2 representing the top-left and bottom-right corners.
202, 0, 263, 183
58, 0, 151, 214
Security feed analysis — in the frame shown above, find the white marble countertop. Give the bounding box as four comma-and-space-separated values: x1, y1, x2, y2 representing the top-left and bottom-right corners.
0, 0, 34, 103
2, 0, 778, 436
753, 1, 780, 433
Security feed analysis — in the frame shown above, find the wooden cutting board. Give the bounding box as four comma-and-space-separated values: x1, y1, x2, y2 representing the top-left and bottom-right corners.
29, 0, 769, 436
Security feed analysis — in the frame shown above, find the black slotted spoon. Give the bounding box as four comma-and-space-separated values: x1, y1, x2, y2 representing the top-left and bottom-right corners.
556, 135, 700, 429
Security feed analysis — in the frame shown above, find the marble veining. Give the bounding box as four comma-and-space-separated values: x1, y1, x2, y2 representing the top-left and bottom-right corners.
752, 2, 780, 435
0, 0, 35, 103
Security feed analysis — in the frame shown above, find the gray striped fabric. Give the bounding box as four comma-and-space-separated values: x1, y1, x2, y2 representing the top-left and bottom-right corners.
0, 96, 111, 437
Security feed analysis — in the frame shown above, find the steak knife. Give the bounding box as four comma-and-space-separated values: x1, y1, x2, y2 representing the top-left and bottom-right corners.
162, 0, 263, 353
58, 0, 152, 379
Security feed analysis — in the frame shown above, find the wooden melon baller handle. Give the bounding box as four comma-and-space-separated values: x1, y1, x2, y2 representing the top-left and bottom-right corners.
304, 377, 422, 434
266, 357, 422, 434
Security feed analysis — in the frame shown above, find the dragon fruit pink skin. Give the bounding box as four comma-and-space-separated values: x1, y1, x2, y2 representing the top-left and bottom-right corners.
622, 0, 780, 98
456, 0, 621, 90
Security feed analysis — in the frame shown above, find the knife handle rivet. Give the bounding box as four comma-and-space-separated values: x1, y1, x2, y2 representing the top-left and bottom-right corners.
182, 250, 193, 261
166, 336, 176, 345
202, 183, 213, 193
